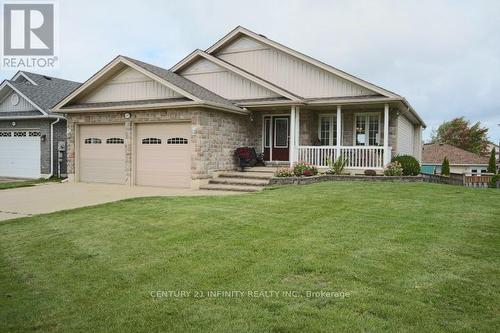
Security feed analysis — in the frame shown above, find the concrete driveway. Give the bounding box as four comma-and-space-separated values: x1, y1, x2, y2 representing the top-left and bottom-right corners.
0, 182, 237, 221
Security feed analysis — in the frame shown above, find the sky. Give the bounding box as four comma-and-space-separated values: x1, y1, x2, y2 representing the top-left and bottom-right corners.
1, 0, 499, 143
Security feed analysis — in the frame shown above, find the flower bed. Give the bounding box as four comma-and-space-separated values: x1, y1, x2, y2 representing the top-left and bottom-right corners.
269, 174, 423, 186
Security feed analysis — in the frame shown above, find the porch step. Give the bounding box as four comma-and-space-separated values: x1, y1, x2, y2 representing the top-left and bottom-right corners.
209, 177, 269, 186
219, 171, 274, 180
244, 166, 279, 173
199, 184, 263, 192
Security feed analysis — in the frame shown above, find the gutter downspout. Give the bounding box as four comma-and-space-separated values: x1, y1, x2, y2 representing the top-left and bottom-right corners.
48, 117, 61, 179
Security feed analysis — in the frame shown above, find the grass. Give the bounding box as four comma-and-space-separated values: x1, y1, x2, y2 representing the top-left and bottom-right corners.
0, 182, 498, 332
0, 177, 61, 190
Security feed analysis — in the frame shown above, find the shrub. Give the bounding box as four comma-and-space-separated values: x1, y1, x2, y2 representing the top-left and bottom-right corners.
275, 168, 295, 177
384, 161, 403, 176
293, 161, 318, 177
488, 148, 497, 174
488, 174, 500, 188
364, 169, 377, 176
441, 157, 450, 176
392, 155, 420, 176
327, 156, 347, 175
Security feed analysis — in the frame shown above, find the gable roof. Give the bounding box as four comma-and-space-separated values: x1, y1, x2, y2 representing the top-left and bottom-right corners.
422, 143, 489, 165
171, 49, 302, 101
0, 72, 80, 116
53, 55, 246, 114
205, 26, 400, 99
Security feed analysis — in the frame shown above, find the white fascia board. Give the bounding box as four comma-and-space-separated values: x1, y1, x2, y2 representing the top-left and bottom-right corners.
12, 71, 38, 85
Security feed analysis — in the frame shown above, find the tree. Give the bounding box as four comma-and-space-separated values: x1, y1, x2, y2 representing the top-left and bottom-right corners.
488, 148, 497, 174
431, 117, 489, 155
441, 157, 450, 176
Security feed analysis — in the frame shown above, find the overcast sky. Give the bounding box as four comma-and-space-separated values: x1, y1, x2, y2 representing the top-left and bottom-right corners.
2, 0, 499, 143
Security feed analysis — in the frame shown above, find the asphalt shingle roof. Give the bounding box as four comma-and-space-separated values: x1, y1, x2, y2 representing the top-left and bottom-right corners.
122, 56, 239, 110
8, 72, 80, 113
422, 143, 489, 165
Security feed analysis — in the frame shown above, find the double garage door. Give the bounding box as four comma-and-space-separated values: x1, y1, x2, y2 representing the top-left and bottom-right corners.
0, 130, 41, 178
79, 123, 191, 188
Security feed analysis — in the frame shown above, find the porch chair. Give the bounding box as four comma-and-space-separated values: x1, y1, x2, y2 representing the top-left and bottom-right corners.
235, 147, 265, 170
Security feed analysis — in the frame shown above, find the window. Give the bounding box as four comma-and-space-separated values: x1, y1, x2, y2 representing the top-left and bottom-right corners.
29, 131, 40, 137
354, 113, 380, 146
84, 138, 101, 144
318, 114, 337, 146
274, 118, 288, 148
167, 137, 188, 144
13, 131, 27, 137
142, 138, 161, 144
106, 138, 124, 144
0, 132, 12, 137
264, 117, 271, 148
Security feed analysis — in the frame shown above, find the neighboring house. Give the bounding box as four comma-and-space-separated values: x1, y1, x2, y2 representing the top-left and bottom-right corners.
52, 26, 426, 188
421, 143, 489, 175
0, 72, 80, 178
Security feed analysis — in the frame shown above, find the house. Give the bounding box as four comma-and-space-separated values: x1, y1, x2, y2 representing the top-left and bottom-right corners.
421, 143, 489, 175
52, 26, 425, 188
0, 72, 80, 178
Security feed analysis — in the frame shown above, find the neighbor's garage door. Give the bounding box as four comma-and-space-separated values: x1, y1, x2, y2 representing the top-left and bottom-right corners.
135, 123, 192, 188
79, 124, 126, 184
0, 130, 41, 178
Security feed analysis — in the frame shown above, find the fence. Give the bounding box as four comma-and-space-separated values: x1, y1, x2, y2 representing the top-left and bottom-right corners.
421, 173, 495, 188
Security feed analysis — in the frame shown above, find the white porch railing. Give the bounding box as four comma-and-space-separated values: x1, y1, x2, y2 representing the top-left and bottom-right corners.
296, 146, 390, 169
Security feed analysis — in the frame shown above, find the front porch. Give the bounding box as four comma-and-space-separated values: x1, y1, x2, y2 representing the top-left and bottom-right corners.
253, 103, 396, 171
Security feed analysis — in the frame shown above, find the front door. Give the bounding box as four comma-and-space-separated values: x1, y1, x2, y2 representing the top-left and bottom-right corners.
263, 116, 290, 161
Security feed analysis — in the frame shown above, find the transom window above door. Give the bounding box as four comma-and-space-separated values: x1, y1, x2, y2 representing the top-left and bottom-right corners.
318, 114, 337, 146
354, 113, 380, 146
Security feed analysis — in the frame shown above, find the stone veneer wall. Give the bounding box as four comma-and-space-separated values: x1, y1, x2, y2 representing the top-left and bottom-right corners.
66, 108, 251, 184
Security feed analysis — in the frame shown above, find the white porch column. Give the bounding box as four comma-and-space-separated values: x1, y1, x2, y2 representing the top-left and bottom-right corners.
336, 105, 342, 160
289, 106, 296, 166
383, 103, 390, 166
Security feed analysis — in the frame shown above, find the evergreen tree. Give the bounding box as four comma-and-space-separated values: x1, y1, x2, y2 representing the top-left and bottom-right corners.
488, 148, 497, 174
441, 157, 450, 176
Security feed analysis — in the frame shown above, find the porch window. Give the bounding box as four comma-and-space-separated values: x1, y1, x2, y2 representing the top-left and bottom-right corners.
354, 113, 380, 146
264, 117, 271, 148
318, 114, 337, 146
274, 118, 288, 148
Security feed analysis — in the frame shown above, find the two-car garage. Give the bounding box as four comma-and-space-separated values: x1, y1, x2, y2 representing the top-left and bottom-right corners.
78, 122, 192, 188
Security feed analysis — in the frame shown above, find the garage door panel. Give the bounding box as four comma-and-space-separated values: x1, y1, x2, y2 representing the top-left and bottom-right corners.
0, 131, 41, 178
79, 124, 126, 184
136, 123, 192, 188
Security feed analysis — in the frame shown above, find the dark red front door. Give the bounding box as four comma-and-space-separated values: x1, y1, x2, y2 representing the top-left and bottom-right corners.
263, 116, 289, 161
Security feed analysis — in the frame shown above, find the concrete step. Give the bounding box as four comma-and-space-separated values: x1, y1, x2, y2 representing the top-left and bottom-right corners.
199, 184, 263, 192
219, 171, 274, 180
209, 177, 269, 186
244, 166, 279, 173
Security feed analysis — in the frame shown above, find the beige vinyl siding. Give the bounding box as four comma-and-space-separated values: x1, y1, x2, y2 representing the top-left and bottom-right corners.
135, 122, 192, 188
81, 67, 182, 103
215, 36, 376, 98
79, 124, 126, 184
0, 91, 37, 112
180, 58, 279, 100
397, 114, 414, 155
413, 125, 423, 162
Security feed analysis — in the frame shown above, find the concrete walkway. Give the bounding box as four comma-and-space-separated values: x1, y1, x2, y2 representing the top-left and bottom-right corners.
0, 182, 238, 221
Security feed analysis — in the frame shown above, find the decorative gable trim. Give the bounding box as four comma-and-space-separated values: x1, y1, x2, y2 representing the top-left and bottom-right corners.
0, 80, 47, 115
205, 26, 399, 99
171, 49, 301, 101
53, 56, 203, 111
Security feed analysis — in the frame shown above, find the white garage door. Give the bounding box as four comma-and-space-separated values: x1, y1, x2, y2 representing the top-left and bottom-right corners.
79, 124, 126, 184
0, 130, 41, 178
136, 123, 192, 188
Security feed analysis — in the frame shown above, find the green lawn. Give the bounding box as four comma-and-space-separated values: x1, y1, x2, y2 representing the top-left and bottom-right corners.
0, 182, 498, 332
0, 178, 61, 190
